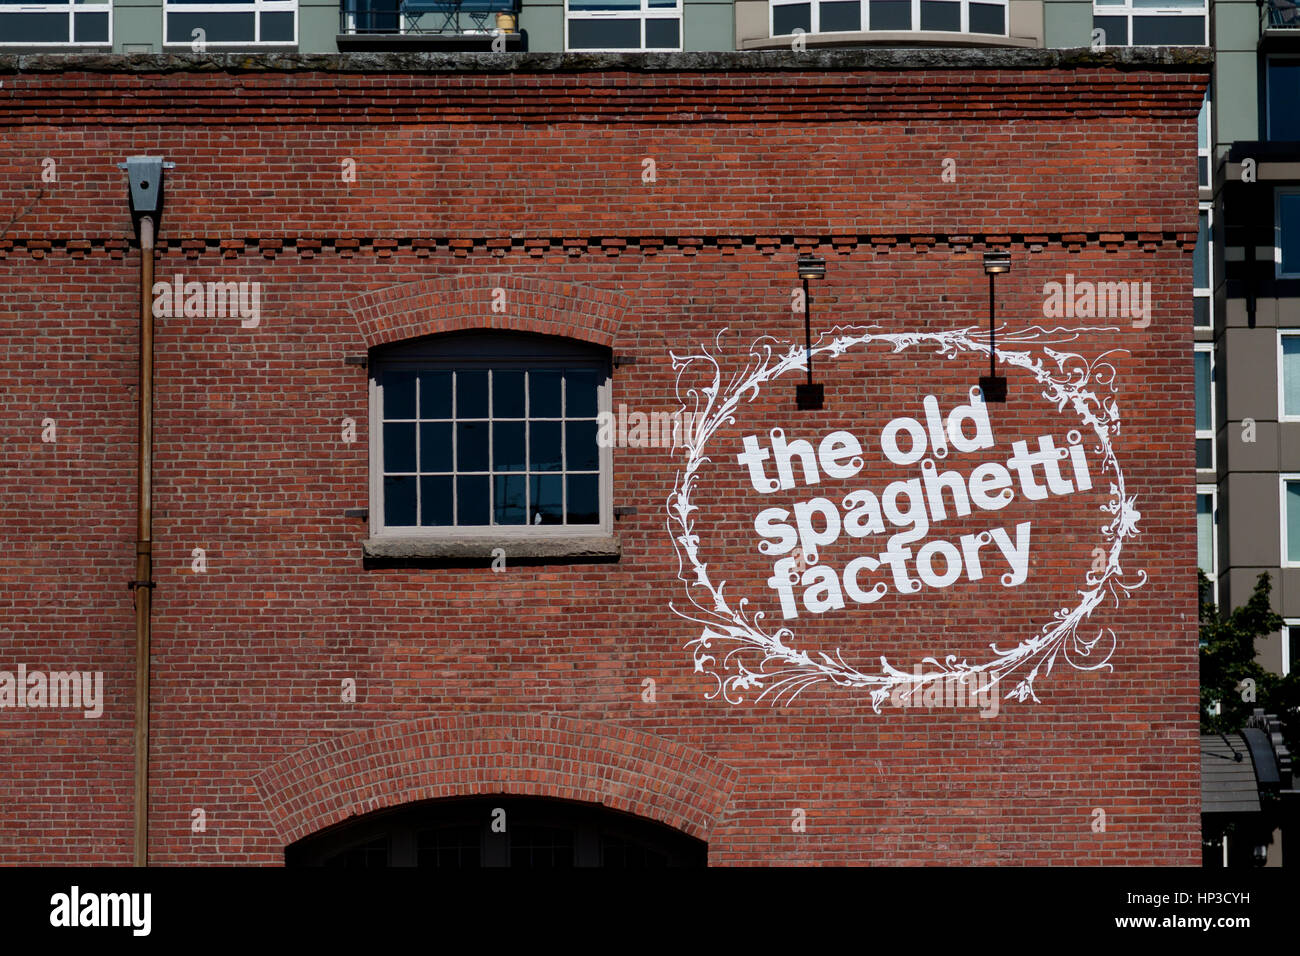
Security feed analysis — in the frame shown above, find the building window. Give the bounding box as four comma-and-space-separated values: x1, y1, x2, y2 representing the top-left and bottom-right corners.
1195, 344, 1214, 469
1276, 187, 1300, 279
163, 0, 297, 46
1092, 0, 1207, 47
1279, 331, 1300, 421
369, 331, 612, 537
1282, 475, 1300, 566
770, 0, 1006, 35
1194, 203, 1212, 327
1267, 57, 1300, 141
565, 0, 681, 51
0, 0, 110, 45
1284, 621, 1300, 676
1197, 484, 1216, 591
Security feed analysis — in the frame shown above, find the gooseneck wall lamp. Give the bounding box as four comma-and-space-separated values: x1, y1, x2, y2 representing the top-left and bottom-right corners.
795, 254, 826, 410
980, 250, 1010, 403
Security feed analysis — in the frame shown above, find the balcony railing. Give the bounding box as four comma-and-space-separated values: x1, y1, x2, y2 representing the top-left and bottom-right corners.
1269, 0, 1300, 29
340, 0, 517, 35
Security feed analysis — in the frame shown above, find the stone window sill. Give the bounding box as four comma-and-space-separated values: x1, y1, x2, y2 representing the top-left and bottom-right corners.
362, 534, 621, 568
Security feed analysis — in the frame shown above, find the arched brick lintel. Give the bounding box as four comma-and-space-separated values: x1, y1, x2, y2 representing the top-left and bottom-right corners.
253, 713, 739, 849
348, 276, 630, 350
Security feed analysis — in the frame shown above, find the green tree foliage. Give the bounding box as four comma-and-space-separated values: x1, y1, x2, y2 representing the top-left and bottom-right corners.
1200, 570, 1300, 757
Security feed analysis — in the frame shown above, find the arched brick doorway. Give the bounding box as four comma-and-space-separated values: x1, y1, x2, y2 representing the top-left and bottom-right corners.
285, 795, 707, 867
254, 713, 738, 862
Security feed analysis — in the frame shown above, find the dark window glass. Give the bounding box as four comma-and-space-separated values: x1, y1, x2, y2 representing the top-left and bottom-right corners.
493, 369, 526, 418
384, 476, 417, 526
494, 475, 528, 525
530, 475, 563, 525
601, 835, 669, 867
1131, 15, 1204, 45
419, 370, 451, 419
1194, 211, 1209, 288
1194, 351, 1211, 432
73, 11, 109, 42
166, 12, 256, 43
645, 17, 678, 47
419, 422, 453, 472
420, 476, 453, 525
385, 369, 417, 419
457, 369, 489, 419
968, 1, 1003, 34
870, 0, 910, 29
456, 475, 489, 525
529, 370, 563, 417
1194, 297, 1210, 328
1092, 15, 1127, 45
493, 420, 526, 472
568, 18, 640, 48
920, 0, 959, 31
773, 2, 811, 34
530, 421, 563, 472
1198, 156, 1209, 188
1196, 438, 1213, 470
417, 827, 482, 868
1269, 60, 1300, 141
384, 422, 417, 472
456, 420, 489, 471
566, 369, 601, 418
566, 421, 599, 471
567, 474, 600, 524
323, 836, 389, 868
820, 1, 860, 31
510, 826, 574, 868
2, 12, 68, 42
259, 10, 294, 40
1280, 192, 1300, 275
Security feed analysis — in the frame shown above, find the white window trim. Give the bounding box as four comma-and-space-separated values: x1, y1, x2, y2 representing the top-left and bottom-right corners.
1195, 342, 1214, 470
564, 0, 682, 52
1090, 0, 1209, 47
1276, 186, 1300, 280
368, 350, 614, 541
0, 0, 112, 47
1197, 484, 1217, 592
1283, 620, 1299, 676
1281, 473, 1300, 567
768, 0, 1008, 37
1277, 329, 1300, 422
1198, 90, 1212, 190
1195, 201, 1213, 327
162, 0, 298, 47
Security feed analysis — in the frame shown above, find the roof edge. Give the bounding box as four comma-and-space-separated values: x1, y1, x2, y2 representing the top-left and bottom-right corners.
0, 46, 1215, 76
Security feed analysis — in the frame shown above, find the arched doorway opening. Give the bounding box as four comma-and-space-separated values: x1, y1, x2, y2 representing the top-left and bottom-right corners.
285, 796, 707, 868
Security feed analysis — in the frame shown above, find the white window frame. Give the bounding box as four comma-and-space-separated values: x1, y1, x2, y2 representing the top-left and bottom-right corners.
1197, 90, 1212, 190
1195, 342, 1214, 470
1276, 186, 1300, 280
0, 0, 112, 47
564, 0, 682, 52
1197, 484, 1217, 594
1195, 201, 1213, 327
1090, 0, 1208, 47
769, 0, 1008, 36
368, 337, 614, 541
1277, 329, 1300, 422
1280, 473, 1300, 567
162, 0, 298, 48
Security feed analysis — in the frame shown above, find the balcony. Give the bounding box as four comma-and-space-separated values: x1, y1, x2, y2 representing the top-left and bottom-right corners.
338, 0, 522, 49
1264, 0, 1300, 46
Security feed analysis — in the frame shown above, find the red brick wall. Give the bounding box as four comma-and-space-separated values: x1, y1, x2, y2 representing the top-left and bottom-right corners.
0, 59, 1205, 864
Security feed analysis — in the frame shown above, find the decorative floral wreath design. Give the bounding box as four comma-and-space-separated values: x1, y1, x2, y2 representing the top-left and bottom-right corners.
667, 325, 1146, 708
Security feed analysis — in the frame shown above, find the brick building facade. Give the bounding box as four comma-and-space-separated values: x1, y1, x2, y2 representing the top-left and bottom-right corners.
0, 49, 1207, 865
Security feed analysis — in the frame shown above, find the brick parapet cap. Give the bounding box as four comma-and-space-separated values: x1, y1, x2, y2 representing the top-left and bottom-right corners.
0, 47, 1214, 75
